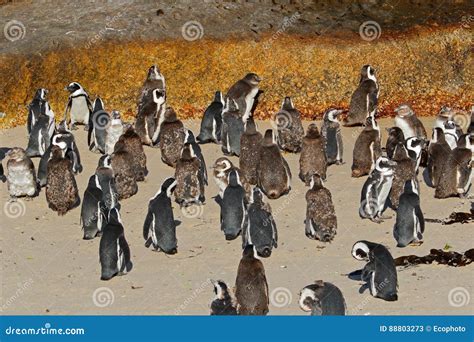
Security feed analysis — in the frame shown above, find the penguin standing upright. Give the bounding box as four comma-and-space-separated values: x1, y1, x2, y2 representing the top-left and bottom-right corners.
64, 82, 92, 130
385, 127, 405, 160
105, 111, 124, 155
25, 96, 55, 158
174, 143, 205, 206
138, 65, 166, 108
197, 91, 224, 144
99, 207, 132, 281
185, 129, 207, 186
221, 99, 244, 156
243, 187, 277, 257
159, 107, 186, 167
212, 157, 251, 199
226, 73, 261, 122
321, 109, 344, 165
210, 280, 238, 315
343, 65, 379, 127
427, 127, 451, 187
359, 157, 397, 223
433, 106, 453, 130
0, 147, 11, 183
118, 125, 148, 181
220, 170, 247, 240
257, 130, 291, 199
96, 156, 119, 210
235, 245, 269, 315
143, 177, 178, 254
88, 97, 108, 154
351, 240, 398, 301
55, 124, 83, 174
394, 104, 427, 139
299, 124, 327, 185
46, 145, 80, 215
299, 281, 346, 316
27, 88, 49, 135
5, 147, 38, 198
389, 142, 418, 209
111, 140, 138, 200
274, 97, 304, 153
394, 180, 424, 247
442, 120, 459, 150
351, 116, 382, 177
136, 88, 166, 146
239, 116, 263, 185
305, 174, 337, 242
81, 174, 107, 240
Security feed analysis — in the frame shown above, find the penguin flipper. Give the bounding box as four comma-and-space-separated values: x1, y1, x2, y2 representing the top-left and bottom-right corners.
119, 235, 132, 272
415, 205, 425, 234
143, 211, 153, 240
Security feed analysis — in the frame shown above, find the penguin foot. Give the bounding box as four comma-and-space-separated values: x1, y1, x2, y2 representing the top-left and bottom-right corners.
370, 217, 383, 224
409, 241, 424, 247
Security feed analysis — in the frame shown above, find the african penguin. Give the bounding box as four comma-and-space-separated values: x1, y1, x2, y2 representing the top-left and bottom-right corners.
136, 88, 166, 146
226, 73, 261, 123
185, 129, 208, 186
442, 120, 459, 150
99, 207, 132, 281
235, 245, 269, 315
143, 177, 178, 254
343, 65, 379, 127
221, 98, 244, 156
299, 123, 327, 185
105, 111, 124, 155
54, 124, 83, 174
257, 129, 291, 199
111, 139, 138, 200
0, 147, 11, 183
81, 174, 107, 240
394, 179, 425, 247
389, 141, 418, 209
95, 156, 119, 210
174, 143, 205, 206
305, 174, 337, 242
210, 280, 238, 315
243, 187, 277, 257
321, 108, 344, 165
64, 82, 92, 130
434, 106, 453, 130
220, 170, 247, 240
118, 125, 148, 181
427, 127, 451, 187
197, 91, 224, 144
274, 97, 304, 153
27, 88, 49, 135
299, 281, 346, 316
25, 97, 55, 158
5, 147, 38, 198
212, 157, 251, 199
359, 156, 397, 223
159, 107, 186, 168
405, 136, 424, 172
88, 97, 108, 154
385, 127, 405, 160
239, 116, 263, 185
351, 240, 398, 301
394, 104, 427, 140
138, 65, 166, 109
351, 116, 382, 177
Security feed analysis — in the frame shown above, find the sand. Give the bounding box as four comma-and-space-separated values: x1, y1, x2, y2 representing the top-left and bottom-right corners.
0, 117, 472, 315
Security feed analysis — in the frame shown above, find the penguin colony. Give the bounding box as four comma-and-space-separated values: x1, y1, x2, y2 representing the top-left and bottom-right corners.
2, 64, 472, 315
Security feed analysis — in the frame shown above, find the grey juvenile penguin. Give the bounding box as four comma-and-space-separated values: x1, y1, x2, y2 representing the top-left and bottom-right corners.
394, 104, 427, 140
6, 147, 38, 198
299, 123, 327, 185
213, 157, 251, 199
274, 97, 304, 153
226, 73, 261, 122
221, 98, 244, 156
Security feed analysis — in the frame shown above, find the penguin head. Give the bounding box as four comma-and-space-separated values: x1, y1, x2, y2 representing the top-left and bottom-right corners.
251, 186, 264, 204
34, 88, 48, 101
161, 177, 177, 198
184, 129, 196, 144
213, 91, 224, 105
352, 241, 372, 261
395, 104, 413, 118
52, 134, 68, 151
457, 134, 472, 149
6, 147, 27, 161
152, 88, 166, 105
111, 110, 121, 120
262, 129, 276, 146
65, 82, 83, 94
405, 137, 424, 160
108, 207, 123, 225
375, 156, 397, 173
164, 107, 178, 122
392, 142, 409, 160
364, 115, 378, 130
360, 65, 376, 83
242, 244, 260, 260
243, 73, 261, 86
211, 280, 231, 300
147, 65, 164, 82
403, 179, 418, 195
98, 155, 112, 168
324, 109, 343, 123
180, 143, 195, 160
306, 124, 320, 139
244, 116, 258, 134
431, 127, 445, 143
299, 286, 321, 314
281, 96, 295, 110
228, 170, 241, 187
438, 105, 453, 119
443, 120, 456, 131
387, 127, 405, 141
93, 97, 104, 112
309, 173, 324, 189
213, 157, 233, 173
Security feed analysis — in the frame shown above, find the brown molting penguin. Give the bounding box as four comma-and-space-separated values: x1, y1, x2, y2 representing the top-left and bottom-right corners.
213, 157, 251, 199
239, 116, 263, 185
299, 123, 327, 185
174, 143, 205, 206
385, 127, 405, 160
257, 129, 291, 199
389, 142, 418, 209
275, 97, 304, 153
351, 116, 382, 177
111, 140, 138, 200
118, 125, 148, 181
427, 127, 451, 188
46, 145, 80, 215
159, 107, 185, 168
6, 147, 38, 198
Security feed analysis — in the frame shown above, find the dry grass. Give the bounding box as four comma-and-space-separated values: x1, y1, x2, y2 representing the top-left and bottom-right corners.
0, 25, 472, 129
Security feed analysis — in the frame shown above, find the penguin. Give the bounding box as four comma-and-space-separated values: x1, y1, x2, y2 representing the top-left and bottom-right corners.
405, 136, 425, 172
274, 97, 304, 153
185, 129, 208, 186
442, 120, 459, 150
118, 125, 148, 181
394, 179, 424, 247
257, 129, 291, 199
394, 104, 427, 139
88, 97, 108, 154
46, 145, 80, 215
212, 157, 251, 199
299, 281, 346, 316
5, 147, 38, 198
111, 139, 138, 200
53, 125, 83, 174
436, 134, 473, 198
299, 124, 327, 185
99, 207, 132, 281
220, 170, 247, 240
321, 108, 344, 165
136, 88, 166, 146
0, 147, 11, 183
159, 107, 186, 167
243, 187, 277, 257
81, 174, 107, 240
221, 98, 244, 156
389, 141, 418, 209
226, 73, 262, 122
469, 107, 474, 134
210, 280, 238, 315
427, 127, 451, 187
25, 98, 55, 158
343, 65, 379, 127
351, 240, 398, 301
385, 127, 405, 160
351, 116, 382, 178
235, 245, 269, 315
433, 105, 453, 130
197, 91, 224, 144
27, 88, 48, 135
174, 143, 205, 206
239, 116, 263, 185
359, 156, 397, 223
105, 110, 124, 155
95, 156, 119, 210
64, 82, 92, 130
305, 174, 337, 242
143, 177, 178, 254
138, 65, 166, 109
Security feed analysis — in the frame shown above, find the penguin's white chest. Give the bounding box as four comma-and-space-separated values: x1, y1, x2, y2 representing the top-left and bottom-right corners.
395, 117, 415, 139
105, 123, 123, 154
243, 87, 258, 121
7, 164, 36, 196
70, 97, 89, 123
